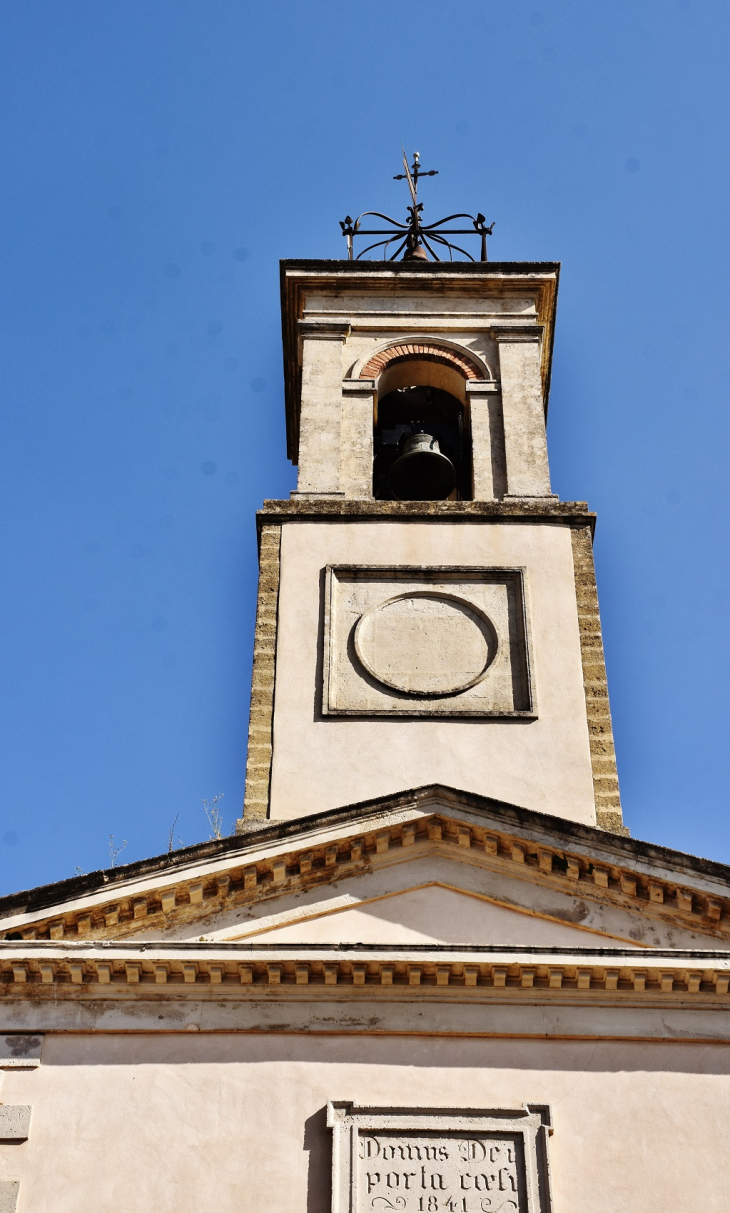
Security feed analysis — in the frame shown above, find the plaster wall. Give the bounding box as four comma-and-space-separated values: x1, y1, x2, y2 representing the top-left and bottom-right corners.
4, 1032, 730, 1212
269, 520, 595, 824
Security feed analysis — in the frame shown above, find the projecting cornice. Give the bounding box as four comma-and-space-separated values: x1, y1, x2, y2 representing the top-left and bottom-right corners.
254, 498, 598, 539
2, 940, 730, 1041
2, 785, 730, 947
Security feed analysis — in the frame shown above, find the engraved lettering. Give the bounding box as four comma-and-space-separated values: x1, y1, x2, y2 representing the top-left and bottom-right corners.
499, 1169, 516, 1193
356, 1129, 526, 1212
459, 1141, 486, 1162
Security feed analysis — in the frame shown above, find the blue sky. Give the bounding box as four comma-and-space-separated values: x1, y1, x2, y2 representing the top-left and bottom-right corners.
1, 0, 729, 894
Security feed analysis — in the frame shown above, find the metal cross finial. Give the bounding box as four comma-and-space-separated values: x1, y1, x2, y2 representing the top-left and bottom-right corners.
340, 148, 494, 262
393, 147, 438, 210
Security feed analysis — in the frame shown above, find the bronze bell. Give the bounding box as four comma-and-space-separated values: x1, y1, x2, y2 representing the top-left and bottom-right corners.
403, 239, 429, 261
389, 432, 457, 501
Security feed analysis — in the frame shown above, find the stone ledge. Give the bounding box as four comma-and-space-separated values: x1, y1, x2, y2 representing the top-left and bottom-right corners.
257, 498, 596, 534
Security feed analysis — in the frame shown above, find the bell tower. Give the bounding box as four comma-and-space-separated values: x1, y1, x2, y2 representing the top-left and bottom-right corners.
238, 159, 624, 835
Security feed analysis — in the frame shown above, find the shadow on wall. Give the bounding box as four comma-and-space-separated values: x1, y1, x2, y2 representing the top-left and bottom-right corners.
304, 1106, 331, 1213
37, 1034, 730, 1076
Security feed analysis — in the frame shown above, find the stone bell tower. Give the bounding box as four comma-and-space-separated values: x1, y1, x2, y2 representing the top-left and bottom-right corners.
239, 164, 624, 835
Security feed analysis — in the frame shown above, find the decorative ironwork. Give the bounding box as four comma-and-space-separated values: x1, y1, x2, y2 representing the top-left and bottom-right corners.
340, 148, 494, 262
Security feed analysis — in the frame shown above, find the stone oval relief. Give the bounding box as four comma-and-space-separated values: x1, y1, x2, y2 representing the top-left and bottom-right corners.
353, 592, 498, 697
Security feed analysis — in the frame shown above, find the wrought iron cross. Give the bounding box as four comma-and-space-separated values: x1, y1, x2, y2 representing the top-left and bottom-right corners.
340, 148, 494, 262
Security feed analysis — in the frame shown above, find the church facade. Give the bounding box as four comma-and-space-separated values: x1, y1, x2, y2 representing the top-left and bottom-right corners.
1, 252, 729, 1211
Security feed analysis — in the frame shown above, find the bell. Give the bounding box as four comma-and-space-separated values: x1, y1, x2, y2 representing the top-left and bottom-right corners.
389, 432, 457, 501
403, 239, 429, 261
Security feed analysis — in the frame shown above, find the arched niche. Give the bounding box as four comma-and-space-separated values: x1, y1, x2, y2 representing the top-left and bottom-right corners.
371, 354, 473, 501
376, 357, 467, 405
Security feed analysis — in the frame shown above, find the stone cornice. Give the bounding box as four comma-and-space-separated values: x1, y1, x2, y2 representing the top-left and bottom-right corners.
2, 786, 730, 946
3, 942, 730, 1017
255, 499, 597, 538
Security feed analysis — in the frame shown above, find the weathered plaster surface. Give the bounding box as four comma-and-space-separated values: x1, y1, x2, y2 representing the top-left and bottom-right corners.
269, 521, 595, 824
233, 885, 643, 947
5, 1033, 730, 1212
339, 382, 374, 498
467, 382, 506, 501
191, 854, 723, 950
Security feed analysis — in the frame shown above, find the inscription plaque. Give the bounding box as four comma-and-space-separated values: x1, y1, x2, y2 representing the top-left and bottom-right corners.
327, 1104, 553, 1213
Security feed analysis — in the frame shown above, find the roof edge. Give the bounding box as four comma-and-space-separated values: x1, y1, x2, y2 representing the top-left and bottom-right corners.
280, 259, 561, 275
2, 783, 729, 920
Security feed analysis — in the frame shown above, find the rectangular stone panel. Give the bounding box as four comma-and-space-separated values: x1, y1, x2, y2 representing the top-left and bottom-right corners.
0, 1106, 31, 1142
323, 566, 534, 716
0, 1181, 19, 1213
327, 1103, 553, 1213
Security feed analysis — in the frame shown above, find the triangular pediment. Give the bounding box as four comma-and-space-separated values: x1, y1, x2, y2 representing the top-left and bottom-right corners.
229, 883, 626, 947
2, 785, 729, 951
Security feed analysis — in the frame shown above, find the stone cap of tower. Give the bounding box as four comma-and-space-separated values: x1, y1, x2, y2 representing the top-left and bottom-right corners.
280, 259, 560, 464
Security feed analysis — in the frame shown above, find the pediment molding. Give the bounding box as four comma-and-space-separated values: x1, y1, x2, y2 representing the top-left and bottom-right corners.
2, 786, 730, 946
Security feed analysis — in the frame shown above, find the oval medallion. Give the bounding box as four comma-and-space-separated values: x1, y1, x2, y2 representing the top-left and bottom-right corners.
353, 592, 497, 697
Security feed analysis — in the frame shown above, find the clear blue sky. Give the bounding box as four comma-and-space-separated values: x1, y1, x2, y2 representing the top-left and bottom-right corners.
1, 0, 729, 894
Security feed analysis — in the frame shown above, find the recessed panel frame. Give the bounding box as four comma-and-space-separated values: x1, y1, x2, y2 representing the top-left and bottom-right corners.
322, 565, 535, 718
327, 1102, 554, 1213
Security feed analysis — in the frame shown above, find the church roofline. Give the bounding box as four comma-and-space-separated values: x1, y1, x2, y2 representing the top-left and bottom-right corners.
279, 259, 561, 273
2, 782, 730, 924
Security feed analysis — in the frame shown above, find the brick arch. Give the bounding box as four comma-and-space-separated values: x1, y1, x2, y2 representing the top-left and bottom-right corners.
359, 340, 482, 381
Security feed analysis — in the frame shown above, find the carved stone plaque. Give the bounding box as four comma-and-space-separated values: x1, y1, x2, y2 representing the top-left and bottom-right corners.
327, 1103, 553, 1213
322, 567, 534, 717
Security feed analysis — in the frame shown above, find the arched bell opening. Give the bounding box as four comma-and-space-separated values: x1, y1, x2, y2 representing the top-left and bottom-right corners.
372, 358, 472, 501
